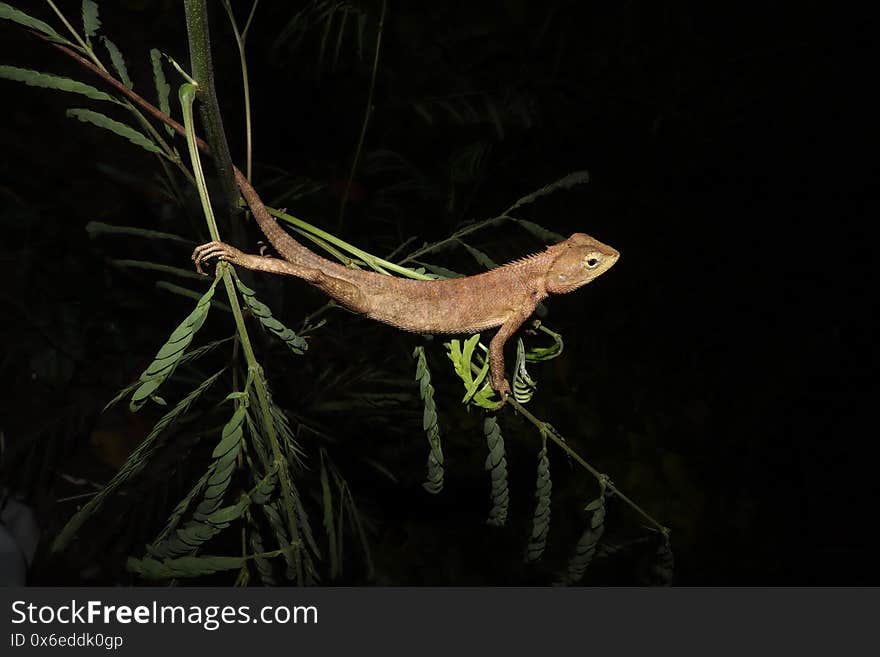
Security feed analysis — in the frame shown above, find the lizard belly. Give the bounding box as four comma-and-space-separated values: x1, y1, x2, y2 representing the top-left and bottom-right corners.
365, 287, 513, 334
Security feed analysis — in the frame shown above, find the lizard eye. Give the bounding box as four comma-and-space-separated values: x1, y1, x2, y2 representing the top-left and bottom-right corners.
585, 256, 600, 269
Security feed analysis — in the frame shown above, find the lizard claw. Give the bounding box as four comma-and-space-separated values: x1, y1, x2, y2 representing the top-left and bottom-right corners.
493, 378, 512, 407
192, 241, 242, 275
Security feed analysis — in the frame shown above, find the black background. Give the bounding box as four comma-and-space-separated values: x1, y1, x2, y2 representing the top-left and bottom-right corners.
0, 1, 873, 585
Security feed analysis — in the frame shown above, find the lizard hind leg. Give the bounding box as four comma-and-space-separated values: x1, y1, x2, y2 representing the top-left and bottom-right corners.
311, 270, 368, 313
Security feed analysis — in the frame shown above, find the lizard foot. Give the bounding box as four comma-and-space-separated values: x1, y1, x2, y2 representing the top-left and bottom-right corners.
192, 241, 244, 275
492, 377, 512, 407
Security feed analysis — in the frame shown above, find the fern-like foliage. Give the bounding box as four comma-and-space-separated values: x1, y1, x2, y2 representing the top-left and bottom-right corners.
128, 272, 221, 411
52, 368, 227, 553
66, 108, 163, 156
444, 335, 501, 410
526, 438, 552, 562
413, 346, 444, 493
0, 3, 66, 43
483, 416, 509, 527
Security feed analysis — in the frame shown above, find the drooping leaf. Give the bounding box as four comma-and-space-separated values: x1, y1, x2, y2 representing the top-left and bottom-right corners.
526, 440, 552, 562
149, 48, 174, 138
413, 346, 444, 493
129, 272, 222, 411
66, 108, 163, 155
558, 484, 606, 585
483, 417, 509, 527
0, 65, 119, 104
101, 36, 132, 89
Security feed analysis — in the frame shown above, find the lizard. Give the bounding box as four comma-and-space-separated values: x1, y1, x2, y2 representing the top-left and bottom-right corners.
34, 36, 620, 401
193, 230, 619, 401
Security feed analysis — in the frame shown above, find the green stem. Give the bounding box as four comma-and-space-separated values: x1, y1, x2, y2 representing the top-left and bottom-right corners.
336, 0, 387, 231
400, 214, 506, 264
221, 0, 258, 182
468, 363, 669, 538
180, 84, 303, 584
269, 207, 437, 280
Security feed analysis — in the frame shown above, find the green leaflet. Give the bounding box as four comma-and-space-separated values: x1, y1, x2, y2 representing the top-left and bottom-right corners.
0, 3, 66, 43
149, 49, 174, 138
413, 346, 444, 494
191, 400, 248, 521
129, 272, 222, 411
101, 36, 132, 89
82, 0, 100, 39
232, 272, 308, 355
52, 368, 226, 553
507, 170, 590, 214
0, 66, 119, 104
525, 440, 552, 562
483, 417, 509, 527
66, 108, 163, 155
103, 338, 231, 413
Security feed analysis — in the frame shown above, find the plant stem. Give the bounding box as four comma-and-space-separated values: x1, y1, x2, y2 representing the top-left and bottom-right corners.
468, 363, 669, 538
221, 0, 258, 182
180, 84, 304, 584
183, 0, 240, 220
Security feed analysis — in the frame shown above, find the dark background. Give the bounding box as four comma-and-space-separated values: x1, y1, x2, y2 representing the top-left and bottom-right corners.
0, 1, 873, 585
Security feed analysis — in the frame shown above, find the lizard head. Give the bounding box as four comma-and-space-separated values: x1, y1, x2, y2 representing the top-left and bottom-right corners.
544, 233, 620, 294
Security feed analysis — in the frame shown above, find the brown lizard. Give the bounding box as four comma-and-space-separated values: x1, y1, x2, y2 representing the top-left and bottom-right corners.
193, 231, 619, 400
38, 37, 620, 400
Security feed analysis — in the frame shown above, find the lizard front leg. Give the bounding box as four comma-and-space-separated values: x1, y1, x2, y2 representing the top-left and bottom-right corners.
192, 240, 320, 281
489, 301, 539, 403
